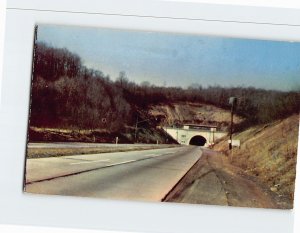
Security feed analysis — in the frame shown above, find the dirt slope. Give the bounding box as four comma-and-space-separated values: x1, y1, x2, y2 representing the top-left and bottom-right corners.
213, 114, 299, 207
149, 102, 243, 130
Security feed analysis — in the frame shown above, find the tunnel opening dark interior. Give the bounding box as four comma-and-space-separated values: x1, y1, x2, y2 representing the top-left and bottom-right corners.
189, 135, 207, 146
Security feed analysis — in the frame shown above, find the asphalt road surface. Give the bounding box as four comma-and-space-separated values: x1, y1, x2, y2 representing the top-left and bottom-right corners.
25, 145, 202, 201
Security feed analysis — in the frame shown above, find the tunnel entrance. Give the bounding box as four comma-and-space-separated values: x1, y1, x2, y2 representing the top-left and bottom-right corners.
189, 135, 207, 146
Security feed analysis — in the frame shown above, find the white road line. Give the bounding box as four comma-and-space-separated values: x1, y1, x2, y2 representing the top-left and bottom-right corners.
110, 160, 136, 166
154, 152, 176, 157
70, 151, 176, 166
139, 151, 177, 159
145, 154, 156, 156
70, 159, 110, 165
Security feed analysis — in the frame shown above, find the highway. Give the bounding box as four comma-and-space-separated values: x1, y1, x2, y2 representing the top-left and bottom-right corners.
25, 145, 202, 201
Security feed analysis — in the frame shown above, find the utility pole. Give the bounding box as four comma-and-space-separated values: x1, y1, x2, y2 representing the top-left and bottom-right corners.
134, 116, 138, 142
229, 97, 237, 150
134, 116, 156, 143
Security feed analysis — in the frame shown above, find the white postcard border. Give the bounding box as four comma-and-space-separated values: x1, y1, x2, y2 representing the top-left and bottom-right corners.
0, 1, 299, 233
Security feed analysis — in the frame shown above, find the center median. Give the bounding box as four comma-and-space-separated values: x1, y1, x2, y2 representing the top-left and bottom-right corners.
27, 143, 180, 159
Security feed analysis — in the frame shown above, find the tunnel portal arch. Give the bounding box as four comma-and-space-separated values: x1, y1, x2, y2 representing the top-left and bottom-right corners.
189, 135, 207, 146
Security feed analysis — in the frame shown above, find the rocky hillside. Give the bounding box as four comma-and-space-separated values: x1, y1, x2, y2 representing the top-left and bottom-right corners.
213, 114, 299, 208
149, 102, 243, 130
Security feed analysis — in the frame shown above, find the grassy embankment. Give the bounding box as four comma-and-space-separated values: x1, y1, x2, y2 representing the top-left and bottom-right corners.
213, 114, 299, 204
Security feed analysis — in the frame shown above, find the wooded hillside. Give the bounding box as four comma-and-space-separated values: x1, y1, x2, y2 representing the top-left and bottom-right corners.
30, 42, 300, 133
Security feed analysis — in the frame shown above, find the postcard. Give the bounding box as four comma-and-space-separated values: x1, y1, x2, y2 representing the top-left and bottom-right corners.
24, 24, 299, 209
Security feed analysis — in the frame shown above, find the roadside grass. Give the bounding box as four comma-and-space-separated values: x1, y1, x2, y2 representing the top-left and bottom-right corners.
213, 114, 299, 206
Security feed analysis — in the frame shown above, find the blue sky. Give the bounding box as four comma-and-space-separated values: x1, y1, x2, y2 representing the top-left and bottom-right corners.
37, 24, 300, 91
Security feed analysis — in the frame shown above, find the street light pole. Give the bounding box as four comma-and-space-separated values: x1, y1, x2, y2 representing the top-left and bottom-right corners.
229, 97, 237, 150
229, 103, 234, 150
134, 116, 138, 142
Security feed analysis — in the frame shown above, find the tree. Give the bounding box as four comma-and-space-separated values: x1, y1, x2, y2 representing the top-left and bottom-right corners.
115, 71, 129, 88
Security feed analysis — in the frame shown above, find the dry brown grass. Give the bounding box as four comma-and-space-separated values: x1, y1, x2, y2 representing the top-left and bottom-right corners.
213, 114, 299, 204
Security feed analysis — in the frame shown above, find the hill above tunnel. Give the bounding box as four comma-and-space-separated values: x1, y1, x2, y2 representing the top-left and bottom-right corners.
149, 102, 243, 131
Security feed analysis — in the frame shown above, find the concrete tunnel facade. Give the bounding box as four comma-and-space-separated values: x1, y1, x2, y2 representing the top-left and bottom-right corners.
163, 125, 227, 147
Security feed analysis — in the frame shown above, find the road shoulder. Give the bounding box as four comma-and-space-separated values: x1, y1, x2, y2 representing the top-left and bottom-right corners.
164, 148, 290, 209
